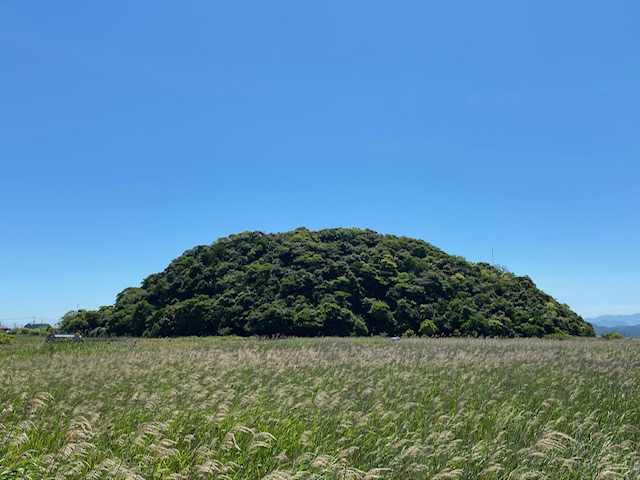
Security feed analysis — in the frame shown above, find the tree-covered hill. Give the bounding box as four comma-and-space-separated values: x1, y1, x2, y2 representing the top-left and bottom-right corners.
61, 228, 595, 338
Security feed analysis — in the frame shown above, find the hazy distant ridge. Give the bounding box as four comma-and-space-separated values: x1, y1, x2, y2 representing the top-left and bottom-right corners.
587, 313, 640, 327
588, 313, 640, 337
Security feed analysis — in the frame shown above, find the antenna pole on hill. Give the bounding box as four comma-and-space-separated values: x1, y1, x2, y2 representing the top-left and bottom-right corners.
492, 248, 494, 265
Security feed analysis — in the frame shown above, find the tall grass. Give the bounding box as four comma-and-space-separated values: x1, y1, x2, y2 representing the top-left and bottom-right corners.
1, 336, 639, 479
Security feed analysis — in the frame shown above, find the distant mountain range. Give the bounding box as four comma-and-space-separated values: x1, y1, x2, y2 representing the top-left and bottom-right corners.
587, 313, 640, 337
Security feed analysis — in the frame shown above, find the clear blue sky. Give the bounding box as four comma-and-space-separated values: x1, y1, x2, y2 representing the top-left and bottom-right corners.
1, 1, 638, 326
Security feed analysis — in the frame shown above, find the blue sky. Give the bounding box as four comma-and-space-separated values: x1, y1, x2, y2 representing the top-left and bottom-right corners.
1, 1, 638, 326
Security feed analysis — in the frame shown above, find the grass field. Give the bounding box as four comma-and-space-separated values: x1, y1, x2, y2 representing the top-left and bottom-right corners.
1, 336, 639, 479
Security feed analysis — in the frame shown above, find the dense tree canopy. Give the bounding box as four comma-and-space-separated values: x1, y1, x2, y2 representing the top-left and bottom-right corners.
61, 228, 595, 338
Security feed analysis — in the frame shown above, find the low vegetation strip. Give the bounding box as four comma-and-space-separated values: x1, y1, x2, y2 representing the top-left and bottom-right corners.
1, 337, 639, 479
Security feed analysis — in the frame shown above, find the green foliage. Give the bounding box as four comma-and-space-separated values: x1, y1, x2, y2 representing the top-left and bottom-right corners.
419, 319, 438, 336
59, 307, 113, 337
0, 332, 13, 344
77, 228, 595, 338
21, 327, 53, 336
601, 332, 624, 340
367, 300, 396, 334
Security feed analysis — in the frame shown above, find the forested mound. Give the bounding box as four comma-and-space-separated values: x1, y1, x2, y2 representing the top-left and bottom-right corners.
61, 228, 595, 338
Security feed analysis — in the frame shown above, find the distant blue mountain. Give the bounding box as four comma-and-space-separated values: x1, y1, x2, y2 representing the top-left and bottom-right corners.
587, 313, 640, 337
592, 324, 640, 338
587, 313, 640, 328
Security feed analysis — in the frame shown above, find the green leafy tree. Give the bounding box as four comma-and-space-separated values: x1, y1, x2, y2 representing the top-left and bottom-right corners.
245, 301, 294, 336
419, 319, 438, 336
293, 306, 324, 336
367, 300, 396, 335
154, 296, 218, 337
59, 310, 86, 333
